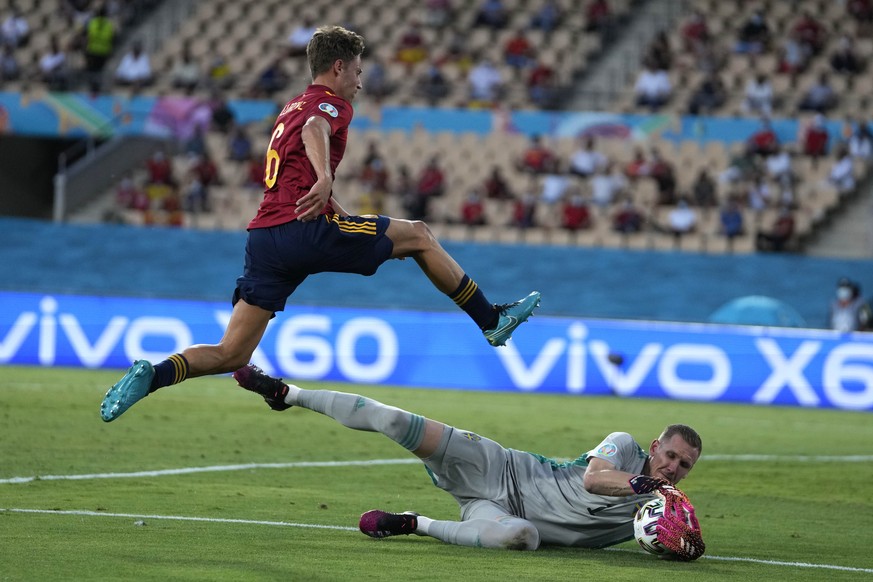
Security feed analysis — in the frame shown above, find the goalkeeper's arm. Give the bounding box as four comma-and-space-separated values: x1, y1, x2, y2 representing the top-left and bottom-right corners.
583, 458, 664, 496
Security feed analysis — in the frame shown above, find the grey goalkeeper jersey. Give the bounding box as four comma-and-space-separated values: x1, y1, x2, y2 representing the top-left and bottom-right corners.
508, 431, 653, 548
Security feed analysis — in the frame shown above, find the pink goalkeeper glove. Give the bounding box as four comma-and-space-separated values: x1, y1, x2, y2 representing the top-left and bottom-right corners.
656, 494, 706, 561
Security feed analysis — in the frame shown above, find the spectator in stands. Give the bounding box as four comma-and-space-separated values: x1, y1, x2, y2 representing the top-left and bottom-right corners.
81, 5, 116, 92
681, 10, 709, 54
146, 150, 175, 186
539, 159, 571, 206
847, 121, 873, 162
484, 166, 513, 200
504, 29, 535, 70
424, 0, 453, 28
777, 30, 811, 76
569, 135, 608, 178
829, 277, 873, 332
830, 35, 864, 76
473, 0, 509, 30
734, 10, 771, 55
364, 57, 394, 102
828, 143, 856, 195
766, 144, 796, 201
584, 0, 612, 34
747, 118, 779, 157
756, 206, 795, 252
646, 31, 673, 72
801, 114, 829, 160
460, 189, 487, 226
395, 20, 428, 69
251, 55, 289, 98
228, 126, 253, 162
418, 61, 451, 105
742, 73, 774, 117
791, 11, 827, 56
511, 187, 538, 229
39, 35, 70, 91
206, 56, 234, 91
287, 16, 316, 57
416, 155, 446, 201
527, 59, 558, 109
170, 43, 202, 93
0, 43, 19, 81
612, 197, 644, 233
720, 143, 760, 184
529, 0, 563, 33
745, 174, 773, 212
116, 174, 148, 211
798, 72, 837, 114
440, 32, 475, 74
360, 146, 390, 199
1, 3, 29, 48
209, 94, 236, 133
633, 58, 671, 111
687, 72, 726, 115
849, 0, 873, 34
114, 41, 153, 89
190, 151, 221, 190
692, 168, 717, 209
590, 162, 626, 210
561, 193, 592, 231
397, 164, 427, 220
467, 56, 503, 106
719, 197, 745, 251
666, 198, 697, 248
649, 148, 677, 205
518, 134, 556, 174
624, 146, 650, 180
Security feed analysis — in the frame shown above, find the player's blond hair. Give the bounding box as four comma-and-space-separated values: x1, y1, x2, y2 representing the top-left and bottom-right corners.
307, 25, 365, 79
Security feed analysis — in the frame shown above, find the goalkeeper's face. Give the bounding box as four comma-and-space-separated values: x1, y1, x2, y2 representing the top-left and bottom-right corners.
648, 434, 700, 485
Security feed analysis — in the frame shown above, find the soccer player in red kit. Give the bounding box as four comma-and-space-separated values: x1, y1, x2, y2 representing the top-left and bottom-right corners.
101, 25, 541, 422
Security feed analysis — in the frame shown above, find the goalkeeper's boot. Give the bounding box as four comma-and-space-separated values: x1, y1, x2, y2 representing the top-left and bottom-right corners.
483, 291, 542, 347
100, 360, 154, 422
232, 364, 291, 411
359, 510, 420, 538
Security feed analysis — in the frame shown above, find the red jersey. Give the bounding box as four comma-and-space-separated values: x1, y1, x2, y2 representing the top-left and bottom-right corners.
248, 84, 353, 229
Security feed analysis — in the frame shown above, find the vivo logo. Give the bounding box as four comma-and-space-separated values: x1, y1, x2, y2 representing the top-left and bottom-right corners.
496, 323, 873, 410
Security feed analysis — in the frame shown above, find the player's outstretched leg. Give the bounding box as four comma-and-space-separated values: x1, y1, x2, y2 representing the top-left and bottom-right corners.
100, 360, 155, 422
359, 510, 420, 538
483, 291, 542, 347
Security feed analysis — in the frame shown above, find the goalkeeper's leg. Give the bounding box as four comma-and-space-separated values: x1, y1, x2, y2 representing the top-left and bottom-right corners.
415, 499, 540, 550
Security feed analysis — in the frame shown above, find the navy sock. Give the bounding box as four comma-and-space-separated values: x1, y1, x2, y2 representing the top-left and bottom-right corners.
449, 275, 498, 330
149, 354, 190, 393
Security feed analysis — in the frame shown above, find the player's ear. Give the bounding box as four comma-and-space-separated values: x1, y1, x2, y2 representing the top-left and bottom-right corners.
333, 58, 345, 75
649, 439, 660, 455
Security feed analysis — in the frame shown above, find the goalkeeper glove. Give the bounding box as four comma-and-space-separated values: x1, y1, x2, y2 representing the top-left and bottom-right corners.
656, 494, 706, 561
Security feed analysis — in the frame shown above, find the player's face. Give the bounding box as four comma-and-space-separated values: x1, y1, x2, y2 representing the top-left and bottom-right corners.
648, 434, 700, 485
337, 55, 363, 101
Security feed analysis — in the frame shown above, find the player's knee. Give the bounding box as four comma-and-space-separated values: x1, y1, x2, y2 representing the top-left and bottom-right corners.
501, 522, 540, 551
484, 520, 540, 551
409, 220, 439, 251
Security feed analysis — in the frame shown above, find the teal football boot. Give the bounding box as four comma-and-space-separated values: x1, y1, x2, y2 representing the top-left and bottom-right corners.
483, 291, 542, 347
100, 360, 155, 422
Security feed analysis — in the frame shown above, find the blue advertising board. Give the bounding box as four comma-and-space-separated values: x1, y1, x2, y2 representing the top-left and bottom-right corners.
1, 291, 872, 411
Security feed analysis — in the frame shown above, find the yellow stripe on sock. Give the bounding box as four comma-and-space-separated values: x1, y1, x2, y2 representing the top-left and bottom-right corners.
453, 281, 478, 306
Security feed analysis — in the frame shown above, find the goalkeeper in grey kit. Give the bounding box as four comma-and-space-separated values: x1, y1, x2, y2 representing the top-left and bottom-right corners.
234, 364, 706, 560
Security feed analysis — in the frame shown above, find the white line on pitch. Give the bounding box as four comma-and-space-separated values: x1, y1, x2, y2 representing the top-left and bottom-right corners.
0, 458, 420, 484
1, 454, 871, 485
4, 508, 872, 575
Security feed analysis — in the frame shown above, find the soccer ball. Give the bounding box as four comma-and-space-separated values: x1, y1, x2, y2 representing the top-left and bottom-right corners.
633, 497, 674, 557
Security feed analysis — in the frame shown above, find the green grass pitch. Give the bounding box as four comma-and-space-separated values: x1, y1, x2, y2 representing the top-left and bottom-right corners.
1, 365, 871, 581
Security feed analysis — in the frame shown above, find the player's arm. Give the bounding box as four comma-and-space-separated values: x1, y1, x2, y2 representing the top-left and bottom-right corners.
298, 115, 335, 221
582, 457, 643, 496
